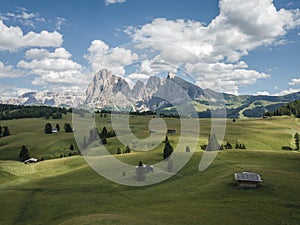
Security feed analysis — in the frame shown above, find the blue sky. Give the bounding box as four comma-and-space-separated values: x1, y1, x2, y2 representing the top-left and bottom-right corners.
0, 0, 300, 98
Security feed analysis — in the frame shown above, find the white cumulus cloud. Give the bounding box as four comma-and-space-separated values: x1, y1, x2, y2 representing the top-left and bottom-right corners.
0, 20, 63, 51
274, 88, 300, 96
17, 48, 84, 90
25, 47, 72, 60
0, 61, 24, 78
84, 40, 138, 75
124, 0, 300, 93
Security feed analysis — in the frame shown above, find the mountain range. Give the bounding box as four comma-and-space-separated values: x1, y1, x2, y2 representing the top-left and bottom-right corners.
1, 68, 300, 118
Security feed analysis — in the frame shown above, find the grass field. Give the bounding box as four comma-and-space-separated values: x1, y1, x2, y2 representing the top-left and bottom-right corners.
0, 114, 300, 224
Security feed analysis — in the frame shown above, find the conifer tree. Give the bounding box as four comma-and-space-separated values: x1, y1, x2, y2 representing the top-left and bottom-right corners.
294, 132, 300, 150
19, 145, 29, 162
163, 140, 173, 159
44, 123, 53, 134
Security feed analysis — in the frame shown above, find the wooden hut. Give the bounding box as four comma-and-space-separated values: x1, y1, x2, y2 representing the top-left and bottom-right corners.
234, 172, 263, 189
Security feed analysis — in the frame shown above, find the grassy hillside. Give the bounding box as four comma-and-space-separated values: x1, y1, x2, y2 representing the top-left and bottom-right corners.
0, 114, 78, 161
0, 150, 300, 225
0, 115, 300, 224
0, 114, 299, 161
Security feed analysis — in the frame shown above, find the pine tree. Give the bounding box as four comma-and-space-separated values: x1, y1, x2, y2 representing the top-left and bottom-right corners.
117, 147, 122, 154
294, 132, 300, 150
125, 145, 131, 153
101, 136, 107, 145
206, 134, 220, 151
163, 140, 173, 159
101, 126, 108, 138
19, 145, 29, 162
2, 126, 10, 137
56, 124, 60, 132
70, 144, 74, 151
44, 123, 53, 134
64, 123, 73, 132
165, 136, 169, 143
186, 146, 190, 152
89, 127, 99, 143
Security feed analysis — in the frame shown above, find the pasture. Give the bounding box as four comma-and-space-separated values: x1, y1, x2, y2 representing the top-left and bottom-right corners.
0, 114, 300, 224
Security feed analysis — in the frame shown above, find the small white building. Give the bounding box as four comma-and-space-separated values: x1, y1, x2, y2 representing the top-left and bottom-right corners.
24, 158, 38, 164
52, 128, 58, 133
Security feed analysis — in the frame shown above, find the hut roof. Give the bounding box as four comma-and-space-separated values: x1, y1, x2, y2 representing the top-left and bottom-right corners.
234, 172, 263, 182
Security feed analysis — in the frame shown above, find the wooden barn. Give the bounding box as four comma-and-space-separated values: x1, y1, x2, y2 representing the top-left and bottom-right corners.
234, 172, 263, 189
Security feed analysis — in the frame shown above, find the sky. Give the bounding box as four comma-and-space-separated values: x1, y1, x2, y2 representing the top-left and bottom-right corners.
0, 0, 300, 98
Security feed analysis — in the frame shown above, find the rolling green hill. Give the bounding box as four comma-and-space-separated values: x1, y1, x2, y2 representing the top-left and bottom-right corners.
0, 115, 300, 224
1, 150, 300, 225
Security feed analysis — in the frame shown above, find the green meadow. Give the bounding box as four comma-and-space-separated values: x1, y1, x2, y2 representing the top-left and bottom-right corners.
0, 114, 300, 224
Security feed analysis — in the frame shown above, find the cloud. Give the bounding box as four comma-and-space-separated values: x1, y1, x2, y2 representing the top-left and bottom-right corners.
0, 61, 24, 78
255, 91, 270, 96
185, 61, 270, 95
105, 0, 126, 6
84, 40, 138, 75
17, 48, 84, 90
289, 78, 300, 85
0, 20, 63, 51
274, 88, 300, 96
0, 7, 46, 28
124, 0, 300, 93
55, 17, 67, 30
25, 48, 72, 60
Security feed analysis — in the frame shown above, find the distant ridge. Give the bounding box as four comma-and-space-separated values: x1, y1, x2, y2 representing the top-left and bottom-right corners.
1, 68, 300, 118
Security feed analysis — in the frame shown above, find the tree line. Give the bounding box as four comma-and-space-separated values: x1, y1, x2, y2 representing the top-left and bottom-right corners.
200, 134, 246, 151
265, 100, 300, 118
0, 104, 70, 120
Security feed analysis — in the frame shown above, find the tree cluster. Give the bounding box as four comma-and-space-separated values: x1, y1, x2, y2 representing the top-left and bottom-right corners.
0, 104, 68, 120
116, 145, 131, 154
44, 123, 60, 134
266, 100, 300, 118
201, 137, 246, 151
81, 126, 116, 149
